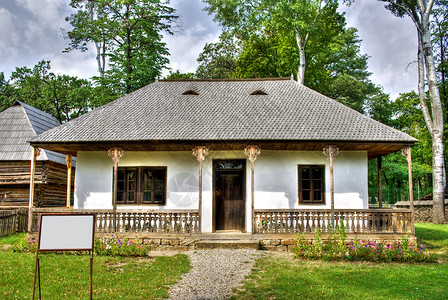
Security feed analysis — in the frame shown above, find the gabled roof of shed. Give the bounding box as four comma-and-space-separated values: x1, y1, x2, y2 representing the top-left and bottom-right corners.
31, 78, 416, 146
0, 101, 66, 164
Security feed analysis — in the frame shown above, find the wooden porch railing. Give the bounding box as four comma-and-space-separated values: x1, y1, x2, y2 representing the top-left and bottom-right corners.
30, 209, 200, 234
254, 209, 413, 234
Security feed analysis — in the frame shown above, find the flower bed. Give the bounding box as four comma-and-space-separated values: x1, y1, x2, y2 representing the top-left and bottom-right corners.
292, 225, 438, 263
10, 234, 151, 257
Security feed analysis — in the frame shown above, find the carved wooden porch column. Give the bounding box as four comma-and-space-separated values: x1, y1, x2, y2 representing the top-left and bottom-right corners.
323, 145, 339, 228
66, 155, 72, 208
28, 146, 40, 232
108, 147, 124, 232
192, 146, 209, 233
378, 156, 383, 208
245, 145, 261, 233
401, 146, 415, 234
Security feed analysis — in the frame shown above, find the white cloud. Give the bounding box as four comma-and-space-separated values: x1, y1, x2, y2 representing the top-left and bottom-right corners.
342, 1, 418, 98
0, 8, 19, 61
163, 0, 221, 76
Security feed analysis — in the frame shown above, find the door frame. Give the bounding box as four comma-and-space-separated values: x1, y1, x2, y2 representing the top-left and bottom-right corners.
212, 159, 246, 232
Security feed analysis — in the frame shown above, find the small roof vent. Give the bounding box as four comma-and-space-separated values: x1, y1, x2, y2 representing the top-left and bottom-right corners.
183, 90, 199, 95
250, 90, 267, 95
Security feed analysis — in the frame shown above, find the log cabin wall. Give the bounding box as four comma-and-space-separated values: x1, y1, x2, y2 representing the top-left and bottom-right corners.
0, 161, 75, 207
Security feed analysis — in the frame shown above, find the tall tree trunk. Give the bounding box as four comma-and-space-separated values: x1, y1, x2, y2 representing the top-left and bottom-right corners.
416, 4, 446, 223
423, 29, 446, 223
89, 3, 105, 77
295, 31, 309, 85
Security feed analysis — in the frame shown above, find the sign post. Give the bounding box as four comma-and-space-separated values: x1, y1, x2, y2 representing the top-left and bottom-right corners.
33, 214, 96, 299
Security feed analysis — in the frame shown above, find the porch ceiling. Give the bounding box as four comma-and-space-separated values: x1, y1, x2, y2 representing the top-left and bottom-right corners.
30, 140, 413, 160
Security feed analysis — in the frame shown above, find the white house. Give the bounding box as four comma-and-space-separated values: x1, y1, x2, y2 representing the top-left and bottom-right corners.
29, 78, 416, 235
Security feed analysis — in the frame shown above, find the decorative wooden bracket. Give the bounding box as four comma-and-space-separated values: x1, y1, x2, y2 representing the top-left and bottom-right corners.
244, 145, 261, 169
66, 155, 72, 169
192, 146, 209, 164
323, 145, 339, 161
108, 147, 124, 164
401, 145, 411, 162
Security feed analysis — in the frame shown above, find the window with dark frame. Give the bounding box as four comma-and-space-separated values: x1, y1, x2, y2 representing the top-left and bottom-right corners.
298, 165, 325, 204
117, 167, 166, 205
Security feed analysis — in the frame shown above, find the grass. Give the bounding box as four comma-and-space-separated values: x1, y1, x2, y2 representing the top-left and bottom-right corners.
0, 232, 26, 246
233, 223, 448, 300
415, 222, 448, 261
0, 243, 190, 299
233, 256, 448, 299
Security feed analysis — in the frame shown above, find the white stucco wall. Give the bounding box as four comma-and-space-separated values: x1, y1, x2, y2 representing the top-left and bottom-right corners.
74, 150, 369, 233
254, 151, 368, 210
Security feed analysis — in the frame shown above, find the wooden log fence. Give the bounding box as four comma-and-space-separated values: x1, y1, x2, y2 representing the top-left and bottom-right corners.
30, 209, 200, 234
0, 209, 28, 236
254, 209, 413, 234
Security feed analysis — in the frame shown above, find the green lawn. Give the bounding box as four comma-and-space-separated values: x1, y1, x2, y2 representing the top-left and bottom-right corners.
415, 222, 448, 261
233, 223, 448, 300
1, 223, 447, 299
0, 247, 189, 299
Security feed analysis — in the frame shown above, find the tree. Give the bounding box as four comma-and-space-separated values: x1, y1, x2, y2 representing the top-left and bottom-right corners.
64, 0, 178, 93
197, 16, 376, 113
380, 0, 446, 223
196, 33, 239, 79
164, 70, 195, 80
432, 0, 448, 102
203, 0, 345, 84
0, 73, 16, 112
9, 61, 94, 123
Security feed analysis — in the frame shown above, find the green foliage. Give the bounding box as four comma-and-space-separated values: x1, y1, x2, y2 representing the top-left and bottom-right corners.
6, 60, 95, 122
200, 1, 377, 113
292, 226, 438, 263
196, 32, 239, 79
164, 70, 195, 80
0, 233, 27, 246
368, 92, 433, 204
65, 0, 178, 94
10, 234, 38, 253
0, 72, 16, 112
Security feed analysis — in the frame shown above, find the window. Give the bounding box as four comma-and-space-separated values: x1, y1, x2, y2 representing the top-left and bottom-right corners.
117, 167, 166, 205
298, 165, 325, 204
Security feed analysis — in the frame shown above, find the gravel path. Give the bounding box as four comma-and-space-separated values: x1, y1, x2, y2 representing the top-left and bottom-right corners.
168, 249, 263, 300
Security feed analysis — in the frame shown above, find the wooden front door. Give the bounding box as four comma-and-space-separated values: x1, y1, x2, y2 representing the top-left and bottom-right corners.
213, 160, 246, 231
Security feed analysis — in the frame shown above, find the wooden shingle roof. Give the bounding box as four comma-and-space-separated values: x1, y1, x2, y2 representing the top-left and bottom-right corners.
31, 78, 416, 145
0, 101, 66, 164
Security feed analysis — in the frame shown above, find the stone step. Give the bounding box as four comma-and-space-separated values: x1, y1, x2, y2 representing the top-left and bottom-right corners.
195, 239, 260, 250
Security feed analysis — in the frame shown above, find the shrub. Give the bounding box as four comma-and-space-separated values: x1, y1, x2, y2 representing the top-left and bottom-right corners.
10, 234, 37, 253
292, 225, 438, 263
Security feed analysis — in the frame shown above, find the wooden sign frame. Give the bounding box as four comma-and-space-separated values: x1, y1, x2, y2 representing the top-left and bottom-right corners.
32, 214, 96, 300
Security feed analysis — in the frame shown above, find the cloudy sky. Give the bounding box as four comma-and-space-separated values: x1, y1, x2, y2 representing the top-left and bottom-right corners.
0, 0, 417, 99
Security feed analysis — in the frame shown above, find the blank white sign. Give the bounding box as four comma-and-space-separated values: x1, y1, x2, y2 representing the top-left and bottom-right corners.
39, 215, 95, 251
